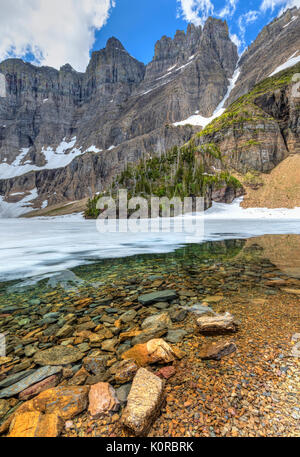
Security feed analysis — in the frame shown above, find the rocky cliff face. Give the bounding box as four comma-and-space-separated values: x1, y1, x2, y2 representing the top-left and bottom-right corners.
226, 7, 300, 107
0, 9, 299, 216
194, 62, 300, 179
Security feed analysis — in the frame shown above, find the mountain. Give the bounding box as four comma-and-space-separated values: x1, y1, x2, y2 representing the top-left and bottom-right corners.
85, 60, 300, 218
0, 8, 299, 217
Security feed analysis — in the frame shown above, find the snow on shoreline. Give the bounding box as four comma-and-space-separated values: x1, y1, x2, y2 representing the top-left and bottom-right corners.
202, 197, 300, 219
26, 197, 300, 222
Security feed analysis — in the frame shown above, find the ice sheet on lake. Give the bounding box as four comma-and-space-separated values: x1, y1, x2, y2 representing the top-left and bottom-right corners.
0, 188, 38, 218
1, 197, 300, 282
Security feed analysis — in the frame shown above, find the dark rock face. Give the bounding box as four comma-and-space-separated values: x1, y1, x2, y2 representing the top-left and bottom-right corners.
226, 7, 300, 107
0, 18, 238, 214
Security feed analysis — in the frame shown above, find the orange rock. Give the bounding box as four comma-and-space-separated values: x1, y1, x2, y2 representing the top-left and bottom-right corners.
16, 386, 89, 420
122, 339, 178, 367
119, 327, 142, 343
8, 411, 64, 437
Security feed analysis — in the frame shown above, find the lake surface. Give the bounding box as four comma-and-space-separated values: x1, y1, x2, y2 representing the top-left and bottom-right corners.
1, 198, 300, 283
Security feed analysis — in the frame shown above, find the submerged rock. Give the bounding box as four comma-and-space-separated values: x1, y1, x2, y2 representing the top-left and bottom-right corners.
0, 399, 10, 419
199, 341, 237, 360
122, 338, 178, 367
138, 291, 177, 306
166, 329, 187, 343
8, 411, 64, 438
110, 359, 139, 385
116, 383, 131, 404
196, 312, 238, 335
120, 310, 137, 323
0, 369, 36, 389
156, 366, 176, 380
88, 383, 120, 418
15, 386, 89, 420
122, 368, 164, 436
33, 346, 84, 366
141, 312, 172, 330
19, 374, 60, 401
0, 366, 63, 399
131, 326, 167, 345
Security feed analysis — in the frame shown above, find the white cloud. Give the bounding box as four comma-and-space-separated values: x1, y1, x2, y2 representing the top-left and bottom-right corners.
218, 0, 238, 18
0, 0, 115, 72
230, 33, 242, 49
237, 10, 260, 48
177, 0, 215, 27
260, 0, 300, 13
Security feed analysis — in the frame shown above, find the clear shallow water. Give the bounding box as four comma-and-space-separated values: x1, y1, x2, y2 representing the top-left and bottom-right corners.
1, 198, 300, 282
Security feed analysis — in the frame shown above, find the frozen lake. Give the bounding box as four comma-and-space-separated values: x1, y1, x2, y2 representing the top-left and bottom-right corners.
0, 198, 300, 282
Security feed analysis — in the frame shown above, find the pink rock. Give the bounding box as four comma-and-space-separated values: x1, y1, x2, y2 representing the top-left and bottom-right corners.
156, 366, 176, 380
19, 374, 60, 401
88, 383, 120, 419
65, 420, 74, 431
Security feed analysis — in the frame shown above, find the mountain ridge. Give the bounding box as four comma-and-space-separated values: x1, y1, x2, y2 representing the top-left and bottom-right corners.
0, 8, 299, 217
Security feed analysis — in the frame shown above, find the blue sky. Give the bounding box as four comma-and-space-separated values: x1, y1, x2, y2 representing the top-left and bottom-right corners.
0, 0, 299, 71
92, 0, 285, 63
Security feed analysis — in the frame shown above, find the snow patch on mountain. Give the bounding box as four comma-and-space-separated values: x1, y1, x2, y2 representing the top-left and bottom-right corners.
173, 68, 241, 128
269, 51, 300, 77
0, 137, 87, 179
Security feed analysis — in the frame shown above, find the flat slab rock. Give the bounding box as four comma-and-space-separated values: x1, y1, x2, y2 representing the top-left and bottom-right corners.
15, 386, 89, 420
8, 411, 64, 438
196, 312, 238, 335
19, 374, 60, 401
199, 341, 237, 361
0, 366, 63, 399
138, 290, 177, 306
33, 346, 84, 366
122, 368, 164, 436
0, 369, 36, 389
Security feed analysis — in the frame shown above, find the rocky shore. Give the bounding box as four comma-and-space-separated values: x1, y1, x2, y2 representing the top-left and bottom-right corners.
0, 239, 299, 437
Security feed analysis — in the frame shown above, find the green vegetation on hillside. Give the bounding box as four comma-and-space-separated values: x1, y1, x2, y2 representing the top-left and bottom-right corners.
197, 62, 300, 138
85, 141, 241, 219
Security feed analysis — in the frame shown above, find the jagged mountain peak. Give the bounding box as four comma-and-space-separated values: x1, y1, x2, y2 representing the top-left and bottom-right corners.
59, 63, 76, 73
105, 36, 126, 51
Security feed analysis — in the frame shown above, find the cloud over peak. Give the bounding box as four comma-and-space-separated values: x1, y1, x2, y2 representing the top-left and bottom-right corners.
0, 0, 115, 72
